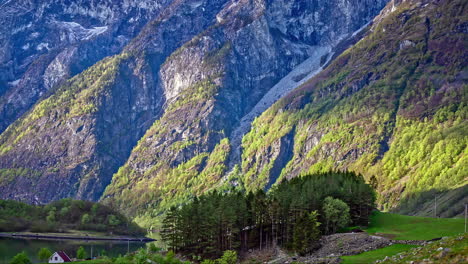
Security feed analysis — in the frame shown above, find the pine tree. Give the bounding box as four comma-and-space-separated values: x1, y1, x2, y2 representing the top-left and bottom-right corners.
161, 206, 181, 252
292, 211, 321, 255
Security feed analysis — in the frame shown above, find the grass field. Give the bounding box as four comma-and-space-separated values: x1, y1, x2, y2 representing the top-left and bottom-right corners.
365, 211, 465, 240
376, 234, 468, 263
340, 212, 465, 263
340, 244, 417, 264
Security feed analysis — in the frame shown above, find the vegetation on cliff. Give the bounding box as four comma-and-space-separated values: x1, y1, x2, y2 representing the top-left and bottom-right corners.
240, 0, 467, 215
102, 44, 233, 223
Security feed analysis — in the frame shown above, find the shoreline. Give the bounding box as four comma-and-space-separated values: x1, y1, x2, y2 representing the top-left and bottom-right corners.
0, 232, 155, 242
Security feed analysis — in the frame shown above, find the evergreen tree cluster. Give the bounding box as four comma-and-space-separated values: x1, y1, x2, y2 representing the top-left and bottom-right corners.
161, 171, 375, 258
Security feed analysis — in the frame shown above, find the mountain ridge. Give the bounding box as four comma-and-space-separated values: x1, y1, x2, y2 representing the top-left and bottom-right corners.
0, 0, 466, 223
240, 0, 467, 217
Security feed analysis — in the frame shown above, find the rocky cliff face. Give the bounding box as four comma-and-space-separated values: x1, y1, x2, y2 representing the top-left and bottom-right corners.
240, 0, 467, 217
1, 0, 464, 221
102, 0, 388, 218
0, 0, 171, 133
0, 0, 387, 213
0, 0, 229, 202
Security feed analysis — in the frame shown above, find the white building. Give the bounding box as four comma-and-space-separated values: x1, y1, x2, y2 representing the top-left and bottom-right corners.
48, 251, 71, 263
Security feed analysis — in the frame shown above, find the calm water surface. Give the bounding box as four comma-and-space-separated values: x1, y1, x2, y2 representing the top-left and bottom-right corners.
0, 237, 148, 263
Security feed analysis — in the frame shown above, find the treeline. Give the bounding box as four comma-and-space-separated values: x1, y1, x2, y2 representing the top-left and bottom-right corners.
0, 198, 144, 235
10, 244, 195, 264
161, 171, 375, 258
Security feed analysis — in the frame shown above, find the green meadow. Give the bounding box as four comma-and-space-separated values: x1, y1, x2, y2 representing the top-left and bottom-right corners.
341, 211, 465, 263
341, 244, 417, 264
366, 211, 465, 240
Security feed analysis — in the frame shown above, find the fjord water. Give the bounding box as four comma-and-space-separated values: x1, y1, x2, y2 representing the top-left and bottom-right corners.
0, 237, 147, 263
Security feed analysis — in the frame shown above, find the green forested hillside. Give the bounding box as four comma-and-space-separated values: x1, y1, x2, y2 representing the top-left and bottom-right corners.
0, 199, 144, 235
0, 0, 465, 228
241, 0, 468, 216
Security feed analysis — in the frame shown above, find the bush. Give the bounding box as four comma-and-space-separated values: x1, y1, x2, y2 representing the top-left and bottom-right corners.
10, 252, 31, 264
217, 250, 237, 264
76, 246, 86, 259
115, 256, 132, 264
147, 243, 161, 253
134, 248, 148, 264
38, 248, 52, 262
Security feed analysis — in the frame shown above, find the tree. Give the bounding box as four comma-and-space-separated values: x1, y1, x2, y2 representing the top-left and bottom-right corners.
292, 211, 321, 255
91, 203, 99, 215
10, 252, 31, 264
76, 246, 86, 259
37, 248, 52, 262
107, 214, 120, 227
323, 197, 350, 234
158, 172, 374, 258
161, 207, 181, 252
46, 209, 56, 223
81, 213, 91, 225
59, 206, 70, 218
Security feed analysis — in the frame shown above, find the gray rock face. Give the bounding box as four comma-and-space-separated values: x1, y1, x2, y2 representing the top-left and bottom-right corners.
0, 0, 388, 211
102, 0, 388, 214
0, 0, 171, 133
0, 0, 231, 203
238, 0, 468, 217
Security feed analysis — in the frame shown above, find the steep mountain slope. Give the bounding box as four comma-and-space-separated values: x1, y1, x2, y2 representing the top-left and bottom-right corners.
1, 0, 465, 223
240, 0, 467, 217
0, 0, 230, 202
0, 0, 387, 208
101, 0, 387, 219
0, 0, 171, 133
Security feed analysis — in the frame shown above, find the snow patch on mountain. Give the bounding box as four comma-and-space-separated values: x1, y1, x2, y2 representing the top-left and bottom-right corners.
36, 43, 50, 51
56, 21, 108, 42
8, 79, 21, 86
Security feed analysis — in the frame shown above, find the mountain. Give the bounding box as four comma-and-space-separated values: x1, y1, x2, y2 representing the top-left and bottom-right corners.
0, 0, 172, 134
0, 0, 231, 202
0, 0, 386, 205
240, 0, 467, 217
0, 0, 466, 222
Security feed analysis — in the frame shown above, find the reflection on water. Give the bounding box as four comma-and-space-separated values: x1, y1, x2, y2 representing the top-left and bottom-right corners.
0, 237, 148, 263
